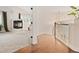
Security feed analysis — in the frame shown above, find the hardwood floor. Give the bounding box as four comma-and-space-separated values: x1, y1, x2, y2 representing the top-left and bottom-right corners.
14, 34, 70, 53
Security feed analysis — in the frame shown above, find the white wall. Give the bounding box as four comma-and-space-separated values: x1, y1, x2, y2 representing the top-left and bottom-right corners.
32, 7, 40, 44
35, 6, 74, 36
0, 6, 32, 31
0, 6, 34, 52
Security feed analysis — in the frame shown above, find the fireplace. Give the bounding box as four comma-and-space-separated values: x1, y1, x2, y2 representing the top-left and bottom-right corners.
13, 20, 23, 29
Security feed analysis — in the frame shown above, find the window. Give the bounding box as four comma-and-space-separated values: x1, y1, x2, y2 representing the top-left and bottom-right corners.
0, 12, 3, 31
2, 11, 9, 32
0, 11, 9, 32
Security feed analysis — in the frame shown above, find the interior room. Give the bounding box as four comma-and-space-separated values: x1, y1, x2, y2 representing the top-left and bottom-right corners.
0, 6, 79, 53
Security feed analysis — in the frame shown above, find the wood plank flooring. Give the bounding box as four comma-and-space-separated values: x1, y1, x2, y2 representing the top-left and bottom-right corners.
15, 34, 70, 53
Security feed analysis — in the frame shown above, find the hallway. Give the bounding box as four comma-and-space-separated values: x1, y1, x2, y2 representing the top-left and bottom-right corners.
32, 34, 70, 53
15, 34, 70, 53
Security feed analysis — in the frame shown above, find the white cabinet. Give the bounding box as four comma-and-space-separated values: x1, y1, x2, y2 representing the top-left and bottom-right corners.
69, 20, 79, 52
55, 19, 79, 52
55, 23, 70, 45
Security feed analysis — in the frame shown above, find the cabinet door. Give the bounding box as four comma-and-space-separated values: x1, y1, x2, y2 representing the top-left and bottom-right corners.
56, 25, 64, 40
62, 25, 70, 43
56, 24, 70, 44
